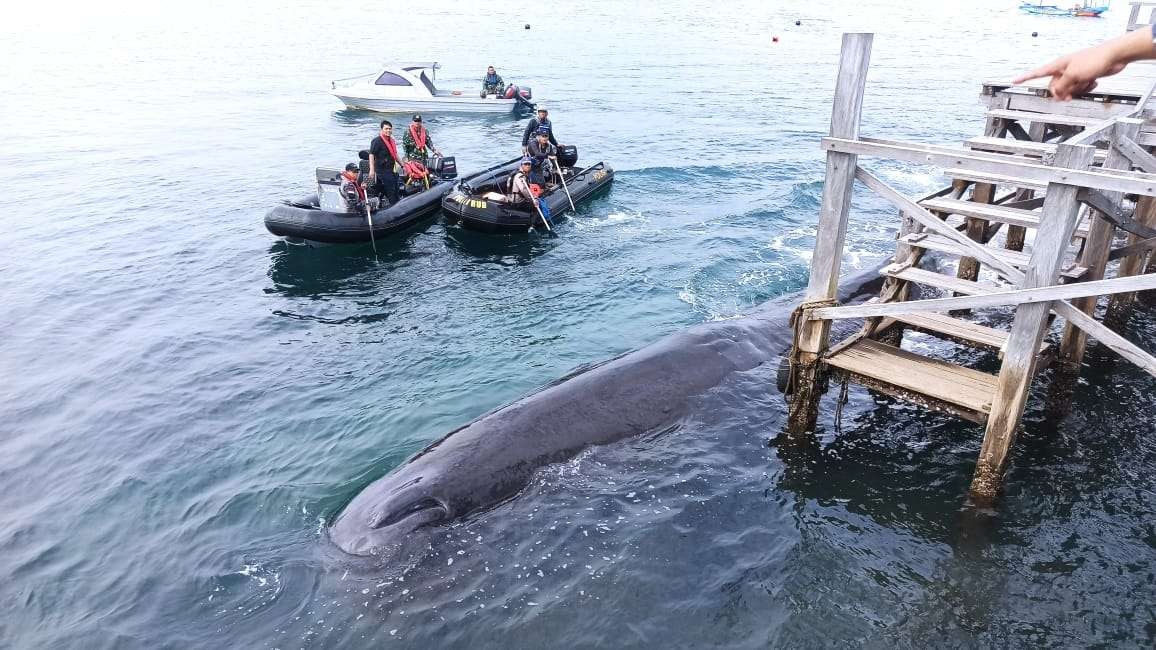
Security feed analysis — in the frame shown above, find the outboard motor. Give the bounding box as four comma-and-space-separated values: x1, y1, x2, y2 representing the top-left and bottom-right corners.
431, 156, 457, 180
556, 145, 578, 169
506, 84, 534, 110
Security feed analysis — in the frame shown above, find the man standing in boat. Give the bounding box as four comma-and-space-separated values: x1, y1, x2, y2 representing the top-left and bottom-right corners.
526, 127, 557, 186
522, 106, 560, 154
403, 114, 440, 167
481, 66, 504, 97
369, 120, 402, 206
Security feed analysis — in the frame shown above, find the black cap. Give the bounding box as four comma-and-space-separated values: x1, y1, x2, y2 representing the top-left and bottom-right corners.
345, 163, 359, 172
412, 114, 422, 122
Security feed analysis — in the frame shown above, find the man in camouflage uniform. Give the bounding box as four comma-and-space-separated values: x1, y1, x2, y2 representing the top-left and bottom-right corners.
480, 65, 505, 97
402, 114, 440, 166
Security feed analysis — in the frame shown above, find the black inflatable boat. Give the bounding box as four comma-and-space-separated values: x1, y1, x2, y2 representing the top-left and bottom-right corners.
441, 148, 614, 233
265, 157, 521, 245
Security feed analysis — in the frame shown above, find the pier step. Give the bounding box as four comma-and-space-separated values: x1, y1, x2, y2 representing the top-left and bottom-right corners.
900, 232, 1032, 269
942, 169, 1048, 192
985, 108, 1105, 128
824, 338, 997, 423
882, 263, 1002, 295
888, 312, 1051, 355
965, 136, 1108, 162
919, 196, 1089, 237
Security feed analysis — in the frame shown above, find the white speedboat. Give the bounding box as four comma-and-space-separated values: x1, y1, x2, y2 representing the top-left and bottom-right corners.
330, 62, 534, 114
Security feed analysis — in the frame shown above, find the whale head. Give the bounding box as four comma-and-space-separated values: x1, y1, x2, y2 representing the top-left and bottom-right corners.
329, 473, 452, 557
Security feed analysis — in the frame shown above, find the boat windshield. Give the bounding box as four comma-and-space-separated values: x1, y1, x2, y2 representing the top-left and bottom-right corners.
418, 71, 438, 95
375, 71, 412, 86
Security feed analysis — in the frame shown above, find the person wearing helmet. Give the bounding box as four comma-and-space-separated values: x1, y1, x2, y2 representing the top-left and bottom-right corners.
521, 105, 560, 153
527, 127, 557, 186
480, 65, 505, 98
403, 114, 441, 167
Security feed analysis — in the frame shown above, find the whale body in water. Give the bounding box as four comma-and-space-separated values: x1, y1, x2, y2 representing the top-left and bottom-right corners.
329, 267, 886, 557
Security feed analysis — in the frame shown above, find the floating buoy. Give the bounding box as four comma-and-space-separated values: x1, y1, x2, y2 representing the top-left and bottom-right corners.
772, 36, 779, 43
795, 20, 801, 26
525, 23, 531, 29
1032, 31, 1038, 37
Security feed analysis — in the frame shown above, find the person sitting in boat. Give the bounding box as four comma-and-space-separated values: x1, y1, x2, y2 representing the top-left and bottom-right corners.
483, 158, 537, 205
527, 127, 557, 186
480, 65, 504, 97
340, 163, 368, 212
369, 120, 402, 206
403, 114, 440, 167
521, 105, 560, 154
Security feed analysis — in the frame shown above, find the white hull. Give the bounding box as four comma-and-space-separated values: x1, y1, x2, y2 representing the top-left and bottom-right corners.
333, 94, 520, 114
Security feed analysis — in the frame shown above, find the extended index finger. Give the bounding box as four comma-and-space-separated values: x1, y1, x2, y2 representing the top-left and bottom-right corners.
1012, 60, 1065, 85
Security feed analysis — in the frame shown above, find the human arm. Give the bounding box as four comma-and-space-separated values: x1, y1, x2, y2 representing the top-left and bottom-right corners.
1014, 26, 1156, 101
522, 120, 535, 148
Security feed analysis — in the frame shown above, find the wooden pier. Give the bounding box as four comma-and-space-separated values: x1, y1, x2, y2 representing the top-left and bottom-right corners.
786, 33, 1156, 500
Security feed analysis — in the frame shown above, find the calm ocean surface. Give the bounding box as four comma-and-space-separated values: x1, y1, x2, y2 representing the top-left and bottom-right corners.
2, 1, 1154, 647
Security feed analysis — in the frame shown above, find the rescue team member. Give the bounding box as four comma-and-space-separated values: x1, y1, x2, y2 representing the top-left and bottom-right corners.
369, 120, 402, 206
340, 163, 367, 212
481, 66, 505, 97
526, 127, 556, 186
521, 105, 561, 153
507, 157, 537, 204
403, 114, 440, 167
483, 158, 537, 205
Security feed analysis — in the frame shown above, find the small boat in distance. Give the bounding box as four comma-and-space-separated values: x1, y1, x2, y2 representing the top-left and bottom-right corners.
331, 62, 535, 114
1018, 1, 1108, 16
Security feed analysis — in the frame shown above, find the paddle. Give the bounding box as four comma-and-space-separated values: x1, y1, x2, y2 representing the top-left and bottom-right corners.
531, 195, 552, 233
551, 155, 576, 212
361, 184, 379, 260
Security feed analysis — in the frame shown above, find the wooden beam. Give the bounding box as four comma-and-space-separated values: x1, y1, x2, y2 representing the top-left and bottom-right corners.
822, 137, 1156, 197
856, 168, 1025, 284
971, 143, 1097, 500
1107, 195, 1156, 324
787, 32, 873, 434
1061, 119, 1142, 367
808, 273, 1156, 320
1112, 134, 1156, 173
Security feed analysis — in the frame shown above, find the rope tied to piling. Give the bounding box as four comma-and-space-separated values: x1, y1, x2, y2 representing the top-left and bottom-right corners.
785, 298, 839, 396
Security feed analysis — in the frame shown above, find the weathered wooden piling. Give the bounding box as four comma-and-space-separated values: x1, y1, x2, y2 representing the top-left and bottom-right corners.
786, 32, 1156, 501
785, 32, 873, 434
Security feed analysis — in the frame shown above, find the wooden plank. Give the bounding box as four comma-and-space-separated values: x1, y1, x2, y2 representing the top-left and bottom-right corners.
810, 272, 1156, 321
825, 339, 997, 419
965, 136, 1107, 161
1054, 300, 1156, 378
983, 90, 1142, 120
972, 143, 1097, 500
882, 264, 1002, 296
1113, 135, 1156, 173
857, 168, 1027, 285
945, 170, 1047, 192
788, 32, 873, 434
986, 108, 1105, 128
920, 197, 1044, 228
899, 233, 1033, 268
823, 137, 1156, 197
889, 312, 1008, 350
